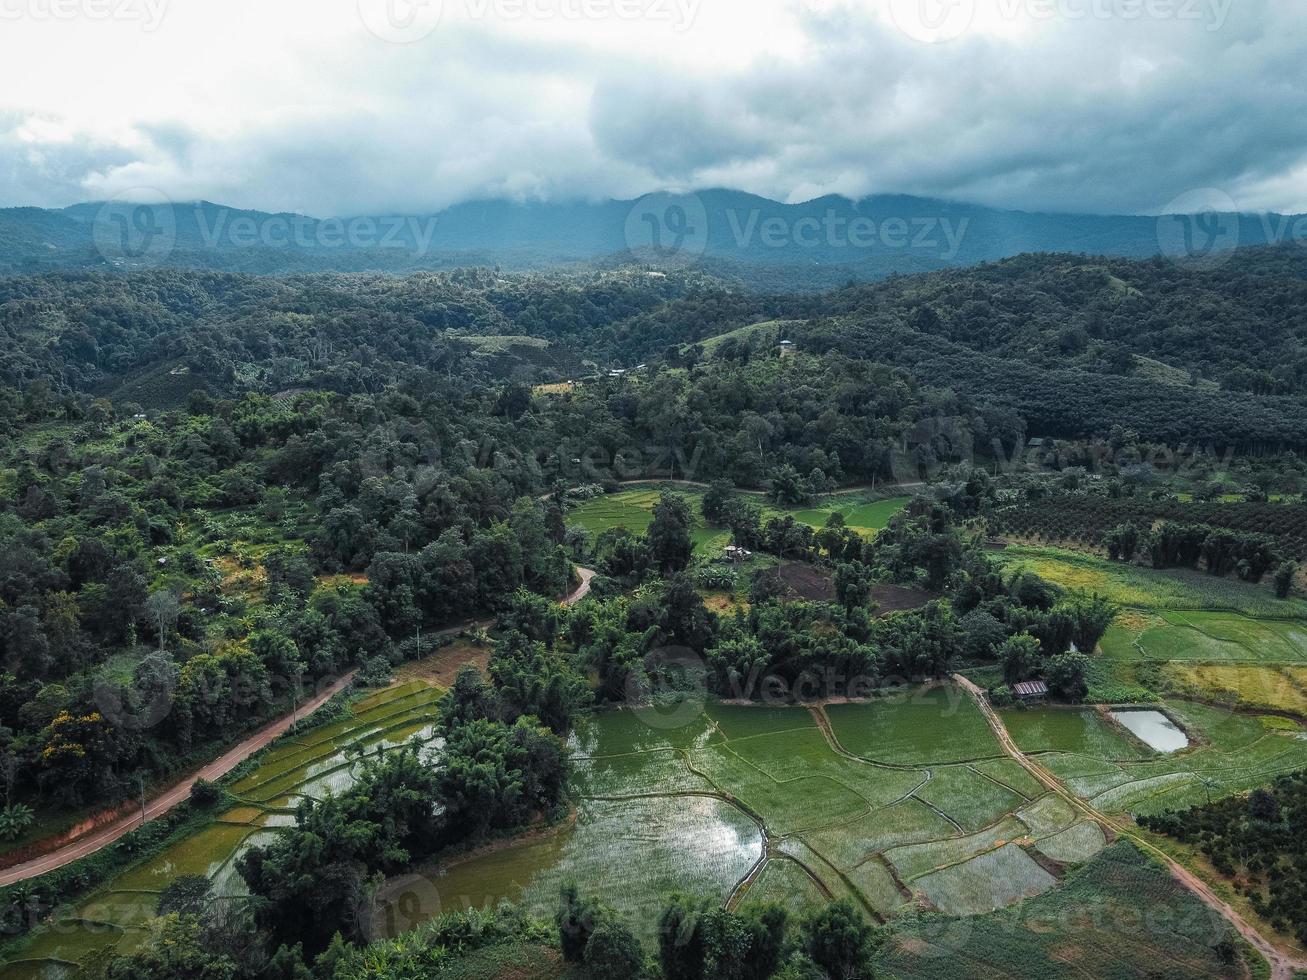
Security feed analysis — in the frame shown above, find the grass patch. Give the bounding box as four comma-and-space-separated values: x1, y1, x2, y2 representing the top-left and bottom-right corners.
826, 687, 1003, 766
882, 842, 1240, 978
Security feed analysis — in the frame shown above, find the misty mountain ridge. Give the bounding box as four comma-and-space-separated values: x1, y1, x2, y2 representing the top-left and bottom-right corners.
0, 189, 1301, 289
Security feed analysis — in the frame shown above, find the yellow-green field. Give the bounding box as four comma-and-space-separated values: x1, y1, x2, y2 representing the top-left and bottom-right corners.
2, 682, 442, 975
566, 485, 911, 554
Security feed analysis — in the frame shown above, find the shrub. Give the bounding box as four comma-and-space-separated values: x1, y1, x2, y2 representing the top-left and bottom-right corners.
189, 778, 222, 808
584, 917, 645, 977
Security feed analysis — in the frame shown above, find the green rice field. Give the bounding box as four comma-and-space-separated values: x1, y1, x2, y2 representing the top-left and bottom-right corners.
1, 682, 443, 975
997, 545, 1307, 709
1012, 700, 1307, 817
882, 841, 1241, 979
566, 484, 911, 555
8, 628, 1303, 975
392, 688, 1112, 938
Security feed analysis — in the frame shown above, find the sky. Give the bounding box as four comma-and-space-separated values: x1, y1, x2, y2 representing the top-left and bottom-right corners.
0, 0, 1304, 217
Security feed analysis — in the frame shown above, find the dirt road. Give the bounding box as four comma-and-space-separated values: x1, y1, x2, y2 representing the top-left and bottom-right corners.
1, 566, 597, 888
0, 670, 357, 887
562, 565, 596, 605
952, 673, 1307, 980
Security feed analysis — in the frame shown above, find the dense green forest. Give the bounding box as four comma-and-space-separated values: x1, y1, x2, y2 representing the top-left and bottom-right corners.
3, 243, 1306, 979
6, 245, 1307, 453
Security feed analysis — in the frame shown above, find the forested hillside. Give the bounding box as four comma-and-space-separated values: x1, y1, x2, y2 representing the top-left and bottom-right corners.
4, 246, 1307, 451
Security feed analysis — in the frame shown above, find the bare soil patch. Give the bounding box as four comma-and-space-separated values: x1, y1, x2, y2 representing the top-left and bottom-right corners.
397, 639, 492, 689
869, 583, 934, 615
757, 563, 836, 602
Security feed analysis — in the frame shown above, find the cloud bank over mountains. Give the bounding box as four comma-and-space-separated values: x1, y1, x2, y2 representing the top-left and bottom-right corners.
1, 0, 1303, 217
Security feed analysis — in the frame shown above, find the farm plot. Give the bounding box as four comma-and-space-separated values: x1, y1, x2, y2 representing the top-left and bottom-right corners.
1160, 663, 1307, 716
565, 486, 909, 555
999, 545, 1307, 713
913, 844, 1056, 916
2, 682, 444, 974
995, 545, 1307, 618
1040, 700, 1307, 817
413, 691, 1104, 930
1105, 610, 1307, 664
1000, 706, 1149, 759
882, 842, 1241, 979
825, 687, 1003, 765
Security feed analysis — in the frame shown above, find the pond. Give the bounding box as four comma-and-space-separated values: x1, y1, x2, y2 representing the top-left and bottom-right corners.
1109, 710, 1190, 753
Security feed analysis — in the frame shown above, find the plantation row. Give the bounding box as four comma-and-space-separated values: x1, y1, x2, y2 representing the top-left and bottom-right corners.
990, 494, 1307, 560
1139, 771, 1307, 945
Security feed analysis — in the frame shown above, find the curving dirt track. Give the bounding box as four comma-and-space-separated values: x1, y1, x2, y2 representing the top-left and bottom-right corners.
0, 670, 357, 887
0, 565, 598, 889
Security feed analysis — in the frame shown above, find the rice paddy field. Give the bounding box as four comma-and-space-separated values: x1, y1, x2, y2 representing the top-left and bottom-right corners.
1, 681, 443, 977
1004, 700, 1307, 817
396, 687, 1113, 942
9, 530, 1307, 977
997, 545, 1307, 710
565, 484, 911, 555
4, 672, 1296, 976
882, 841, 1241, 979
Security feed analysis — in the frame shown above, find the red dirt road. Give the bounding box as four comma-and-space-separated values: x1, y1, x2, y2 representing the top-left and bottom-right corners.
0, 566, 597, 889
0, 670, 356, 887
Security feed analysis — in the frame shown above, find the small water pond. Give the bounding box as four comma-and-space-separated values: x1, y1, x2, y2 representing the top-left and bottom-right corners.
1109, 710, 1190, 753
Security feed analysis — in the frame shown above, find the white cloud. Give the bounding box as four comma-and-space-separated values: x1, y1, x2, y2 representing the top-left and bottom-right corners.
0, 0, 1304, 215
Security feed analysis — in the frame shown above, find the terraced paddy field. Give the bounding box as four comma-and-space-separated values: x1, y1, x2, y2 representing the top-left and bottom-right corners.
7, 670, 1299, 975
1005, 700, 1307, 817
566, 485, 910, 555
996, 546, 1307, 709
398, 688, 1112, 941
882, 841, 1241, 979
0, 682, 443, 976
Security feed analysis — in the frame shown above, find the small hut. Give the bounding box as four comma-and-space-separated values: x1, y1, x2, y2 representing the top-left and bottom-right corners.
1013, 680, 1049, 704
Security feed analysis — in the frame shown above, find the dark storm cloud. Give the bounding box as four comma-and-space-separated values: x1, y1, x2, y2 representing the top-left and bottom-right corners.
0, 0, 1304, 215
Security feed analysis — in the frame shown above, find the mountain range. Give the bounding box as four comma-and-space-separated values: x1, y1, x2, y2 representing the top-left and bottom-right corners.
1, 190, 1301, 288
